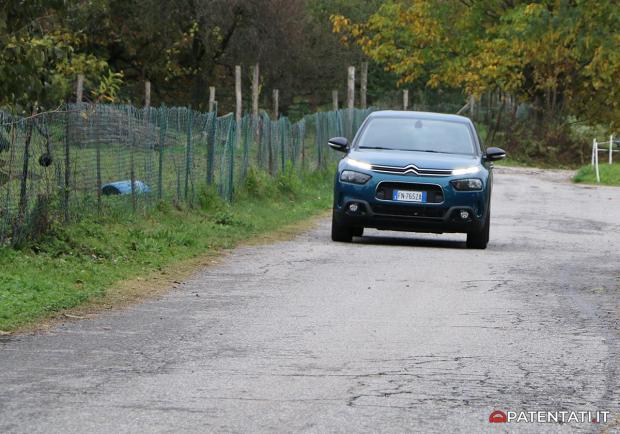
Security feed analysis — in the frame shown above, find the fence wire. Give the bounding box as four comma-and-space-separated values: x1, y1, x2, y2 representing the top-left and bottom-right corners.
0, 104, 372, 245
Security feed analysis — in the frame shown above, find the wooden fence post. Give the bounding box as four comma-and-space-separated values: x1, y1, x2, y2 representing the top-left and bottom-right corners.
273, 89, 279, 119
346, 66, 355, 140
235, 65, 242, 146
347, 66, 355, 109
76, 74, 84, 103
208, 86, 216, 113
252, 64, 259, 117
360, 62, 368, 109
235, 66, 242, 123
144, 80, 151, 109
332, 90, 339, 112
403, 90, 409, 111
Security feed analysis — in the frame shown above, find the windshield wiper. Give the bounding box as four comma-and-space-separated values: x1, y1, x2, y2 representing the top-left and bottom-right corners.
409, 149, 464, 154
358, 146, 396, 150
359, 147, 466, 155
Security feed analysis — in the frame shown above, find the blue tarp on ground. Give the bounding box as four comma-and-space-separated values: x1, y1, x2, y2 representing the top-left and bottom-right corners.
101, 180, 151, 195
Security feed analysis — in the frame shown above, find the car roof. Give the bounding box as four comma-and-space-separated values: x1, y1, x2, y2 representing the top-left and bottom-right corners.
367, 110, 471, 124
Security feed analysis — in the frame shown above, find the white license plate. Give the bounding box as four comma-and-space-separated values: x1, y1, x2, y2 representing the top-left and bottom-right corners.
393, 190, 427, 203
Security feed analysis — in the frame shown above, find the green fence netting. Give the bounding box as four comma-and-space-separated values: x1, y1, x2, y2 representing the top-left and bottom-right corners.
0, 104, 373, 245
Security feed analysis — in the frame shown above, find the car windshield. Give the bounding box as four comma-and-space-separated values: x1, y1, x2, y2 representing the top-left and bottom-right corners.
356, 117, 476, 155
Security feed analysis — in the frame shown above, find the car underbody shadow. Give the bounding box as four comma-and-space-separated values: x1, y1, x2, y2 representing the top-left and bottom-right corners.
353, 234, 466, 249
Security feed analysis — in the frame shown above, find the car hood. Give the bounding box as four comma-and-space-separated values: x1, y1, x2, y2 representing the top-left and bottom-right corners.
348, 149, 480, 170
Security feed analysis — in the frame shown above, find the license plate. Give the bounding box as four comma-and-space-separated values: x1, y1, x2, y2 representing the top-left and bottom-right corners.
393, 190, 427, 203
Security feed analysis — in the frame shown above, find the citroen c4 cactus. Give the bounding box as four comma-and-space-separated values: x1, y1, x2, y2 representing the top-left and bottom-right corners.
329, 111, 506, 249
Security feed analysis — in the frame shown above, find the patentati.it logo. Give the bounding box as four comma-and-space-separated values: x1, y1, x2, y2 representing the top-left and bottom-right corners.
489, 410, 507, 423
489, 410, 610, 424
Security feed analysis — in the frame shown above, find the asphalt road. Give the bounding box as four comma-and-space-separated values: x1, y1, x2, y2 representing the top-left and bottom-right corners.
1, 167, 619, 433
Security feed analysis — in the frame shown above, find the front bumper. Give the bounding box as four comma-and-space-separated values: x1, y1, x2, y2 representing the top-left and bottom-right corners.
334, 174, 489, 234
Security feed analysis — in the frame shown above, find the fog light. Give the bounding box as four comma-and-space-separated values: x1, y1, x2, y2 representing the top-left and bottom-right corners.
460, 210, 470, 220
348, 203, 359, 213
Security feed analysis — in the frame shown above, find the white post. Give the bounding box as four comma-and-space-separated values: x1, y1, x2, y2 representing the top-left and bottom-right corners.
610, 134, 614, 164
403, 90, 409, 111
591, 138, 595, 166
594, 139, 600, 183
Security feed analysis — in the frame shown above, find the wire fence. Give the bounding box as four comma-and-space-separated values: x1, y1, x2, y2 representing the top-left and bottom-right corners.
0, 104, 373, 245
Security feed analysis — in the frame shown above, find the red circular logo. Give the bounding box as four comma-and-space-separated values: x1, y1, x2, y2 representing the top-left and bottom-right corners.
489, 410, 508, 423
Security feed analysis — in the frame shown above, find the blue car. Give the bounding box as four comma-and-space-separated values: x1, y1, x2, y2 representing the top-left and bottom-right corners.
329, 111, 506, 249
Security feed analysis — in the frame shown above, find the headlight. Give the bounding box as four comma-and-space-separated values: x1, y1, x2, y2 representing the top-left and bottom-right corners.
340, 170, 372, 184
347, 159, 372, 170
451, 178, 483, 191
452, 166, 480, 176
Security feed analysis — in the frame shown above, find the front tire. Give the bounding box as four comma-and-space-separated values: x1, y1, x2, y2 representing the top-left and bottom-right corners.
466, 209, 490, 249
331, 212, 353, 242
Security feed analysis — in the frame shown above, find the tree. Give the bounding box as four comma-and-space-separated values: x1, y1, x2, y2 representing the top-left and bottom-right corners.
0, 1, 112, 113
331, 0, 620, 127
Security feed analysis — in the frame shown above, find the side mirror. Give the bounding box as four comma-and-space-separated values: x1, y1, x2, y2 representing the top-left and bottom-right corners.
484, 147, 506, 161
328, 137, 348, 153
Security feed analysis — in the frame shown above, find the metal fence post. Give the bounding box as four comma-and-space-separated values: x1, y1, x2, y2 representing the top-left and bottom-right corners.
158, 107, 166, 199
228, 120, 235, 201
280, 119, 286, 173
14, 119, 34, 242
95, 109, 102, 213
207, 112, 216, 185
129, 107, 137, 213
185, 108, 193, 201
64, 109, 71, 222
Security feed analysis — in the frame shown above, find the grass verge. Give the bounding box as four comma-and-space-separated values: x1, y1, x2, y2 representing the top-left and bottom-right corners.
0, 167, 333, 332
573, 163, 620, 186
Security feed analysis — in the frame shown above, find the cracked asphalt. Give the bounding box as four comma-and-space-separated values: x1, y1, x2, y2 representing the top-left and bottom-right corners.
1, 167, 619, 433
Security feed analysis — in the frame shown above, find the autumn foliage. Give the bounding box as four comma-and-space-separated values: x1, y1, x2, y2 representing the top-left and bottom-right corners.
332, 0, 620, 163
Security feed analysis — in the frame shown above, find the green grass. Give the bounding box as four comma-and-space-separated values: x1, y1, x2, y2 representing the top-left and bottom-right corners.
0, 168, 333, 331
573, 163, 620, 186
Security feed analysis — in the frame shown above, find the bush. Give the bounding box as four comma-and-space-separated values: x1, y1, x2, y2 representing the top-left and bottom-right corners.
198, 185, 226, 212
239, 166, 276, 199
275, 163, 302, 198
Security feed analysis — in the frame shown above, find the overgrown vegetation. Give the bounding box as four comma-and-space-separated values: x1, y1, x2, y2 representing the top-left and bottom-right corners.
0, 168, 332, 331
573, 164, 620, 186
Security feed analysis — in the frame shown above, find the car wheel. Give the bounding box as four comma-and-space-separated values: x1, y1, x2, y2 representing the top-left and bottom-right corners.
331, 211, 353, 242
352, 227, 364, 237
466, 208, 490, 249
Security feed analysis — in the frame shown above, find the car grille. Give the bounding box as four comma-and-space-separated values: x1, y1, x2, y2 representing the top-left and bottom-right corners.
371, 203, 447, 219
375, 182, 444, 204
371, 163, 452, 177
